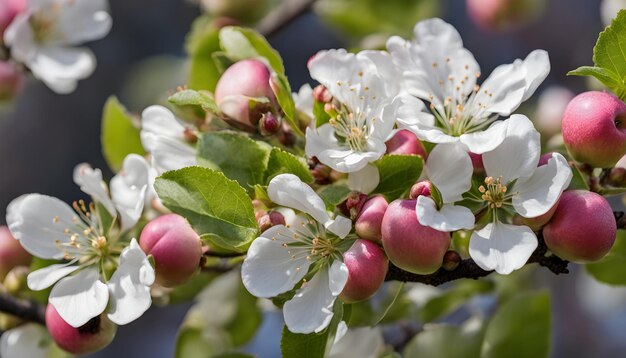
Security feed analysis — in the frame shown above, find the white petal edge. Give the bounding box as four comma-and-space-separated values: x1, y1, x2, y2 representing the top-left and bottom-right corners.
416, 196, 475, 232
459, 120, 509, 154
426, 142, 472, 203
73, 163, 116, 217
110, 154, 150, 231
49, 268, 109, 328
347, 164, 380, 194
27, 262, 79, 291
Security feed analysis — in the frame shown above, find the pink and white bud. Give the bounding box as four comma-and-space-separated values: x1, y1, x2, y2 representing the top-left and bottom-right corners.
340, 239, 388, 303
381, 199, 450, 274
139, 214, 203, 287
385, 130, 428, 158
258, 112, 281, 136
46, 305, 117, 355
543, 190, 616, 263
0, 0, 26, 37
0, 62, 23, 102
466, 0, 544, 31
562, 91, 626, 168
355, 195, 388, 244
0, 226, 31, 280
312, 84, 332, 103
215, 59, 276, 129
409, 180, 432, 200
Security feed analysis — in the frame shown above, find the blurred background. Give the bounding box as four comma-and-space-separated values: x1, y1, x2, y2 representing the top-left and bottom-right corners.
1, 0, 626, 357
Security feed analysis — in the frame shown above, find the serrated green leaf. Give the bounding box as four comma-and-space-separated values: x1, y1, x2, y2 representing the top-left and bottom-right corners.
265, 148, 314, 184
317, 184, 352, 211
169, 89, 219, 114
404, 318, 486, 358
100, 96, 145, 172
480, 291, 551, 358
374, 155, 424, 201
154, 167, 258, 252
197, 132, 271, 191
219, 26, 285, 75
271, 72, 300, 136
567, 66, 624, 95
420, 280, 494, 323
586, 229, 626, 285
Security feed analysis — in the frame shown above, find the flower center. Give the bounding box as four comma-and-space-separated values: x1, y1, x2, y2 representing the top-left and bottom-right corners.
478, 176, 507, 209
329, 106, 370, 152
30, 9, 58, 43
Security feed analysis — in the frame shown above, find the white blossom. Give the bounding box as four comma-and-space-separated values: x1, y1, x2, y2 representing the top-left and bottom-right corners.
0, 324, 50, 358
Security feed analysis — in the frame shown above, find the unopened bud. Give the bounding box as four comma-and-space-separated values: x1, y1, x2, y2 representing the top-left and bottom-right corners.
442, 250, 461, 271
610, 167, 626, 186
3, 266, 28, 295
258, 211, 286, 232
409, 181, 432, 199
469, 152, 484, 174
308, 157, 333, 185
0, 0, 26, 37
338, 192, 368, 220
355, 196, 388, 243
259, 112, 281, 136
312, 85, 332, 103
183, 127, 198, 143
385, 130, 427, 157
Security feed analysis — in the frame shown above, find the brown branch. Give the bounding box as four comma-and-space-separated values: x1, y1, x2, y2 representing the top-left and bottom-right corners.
385, 233, 569, 286
0, 293, 45, 325
255, 0, 318, 37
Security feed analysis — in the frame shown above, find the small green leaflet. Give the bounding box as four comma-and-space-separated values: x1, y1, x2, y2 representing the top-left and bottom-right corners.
100, 96, 145, 172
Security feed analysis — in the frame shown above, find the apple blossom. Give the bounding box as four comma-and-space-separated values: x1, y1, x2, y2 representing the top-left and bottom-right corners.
467, 115, 572, 274
5, 156, 155, 327
46, 304, 116, 355
241, 174, 352, 333
305, 48, 400, 173
293, 83, 314, 119
3, 0, 112, 94
387, 18, 549, 153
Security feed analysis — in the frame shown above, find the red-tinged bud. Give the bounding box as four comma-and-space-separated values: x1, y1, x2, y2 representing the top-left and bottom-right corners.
46, 305, 117, 355
543, 190, 616, 262
338, 192, 368, 220
139, 214, 203, 287
609, 167, 626, 186
257, 210, 286, 232
259, 112, 281, 136
469, 152, 485, 174
0, 226, 31, 280
537, 152, 554, 166
312, 84, 332, 103
385, 130, 428, 158
340, 239, 388, 303
0, 0, 26, 37
442, 250, 461, 271
0, 62, 23, 102
355, 196, 388, 243
382, 199, 450, 274
409, 181, 432, 200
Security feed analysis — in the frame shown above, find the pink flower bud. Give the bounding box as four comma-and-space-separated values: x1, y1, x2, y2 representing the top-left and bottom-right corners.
312, 84, 332, 103
441, 250, 461, 271
215, 60, 276, 128
257, 210, 286, 232
0, 0, 25, 37
385, 130, 428, 158
543, 190, 616, 263
338, 192, 368, 220
381, 199, 450, 274
469, 152, 484, 174
0, 226, 31, 280
258, 112, 281, 136
466, 0, 544, 32
0, 62, 23, 102
409, 180, 432, 200
340, 239, 388, 303
355, 196, 388, 243
46, 305, 117, 355
609, 167, 626, 186
139, 214, 203, 287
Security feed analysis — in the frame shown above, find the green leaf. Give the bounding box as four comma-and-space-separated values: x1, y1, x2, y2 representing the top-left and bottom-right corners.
373, 282, 405, 325
224, 281, 263, 347
420, 280, 494, 323
169, 89, 219, 114
197, 132, 271, 191
568, 162, 590, 190
374, 155, 424, 201
186, 16, 222, 92
317, 184, 352, 211
404, 317, 486, 358
100, 96, 145, 172
168, 273, 218, 304
175, 326, 216, 358
271, 72, 301, 136
480, 291, 551, 358
586, 229, 626, 285
265, 148, 314, 184
154, 167, 258, 252
313, 100, 330, 127
567, 66, 625, 97
219, 26, 285, 75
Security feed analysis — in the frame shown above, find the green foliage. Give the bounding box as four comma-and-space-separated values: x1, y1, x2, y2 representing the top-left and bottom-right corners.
154, 167, 258, 252
100, 96, 145, 172
404, 318, 486, 358
265, 148, 314, 184
480, 292, 551, 358
197, 132, 271, 191
568, 10, 626, 100
280, 301, 343, 358
313, 100, 330, 127
186, 16, 222, 92
586, 229, 626, 285
420, 280, 494, 323
374, 155, 424, 201
317, 184, 352, 211
168, 89, 220, 114
168, 273, 218, 304
175, 272, 261, 358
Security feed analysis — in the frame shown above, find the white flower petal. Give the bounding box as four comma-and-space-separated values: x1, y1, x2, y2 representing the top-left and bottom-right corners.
347, 164, 380, 194
268, 174, 332, 226
110, 154, 150, 231
328, 260, 349, 296
47, 0, 112, 45
28, 46, 96, 94
513, 153, 572, 218
140, 105, 188, 150
283, 267, 337, 334
73, 163, 116, 217
0, 324, 50, 358
416, 196, 475, 232
149, 136, 197, 174
482, 114, 540, 183
520, 50, 551, 102
107, 239, 154, 325
27, 262, 79, 291
324, 216, 352, 239
293, 84, 314, 119
459, 120, 508, 154
3, 14, 36, 64
426, 142, 472, 203
468, 222, 538, 275
49, 268, 109, 328
241, 228, 310, 298
6, 194, 78, 259
308, 49, 359, 99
